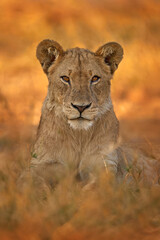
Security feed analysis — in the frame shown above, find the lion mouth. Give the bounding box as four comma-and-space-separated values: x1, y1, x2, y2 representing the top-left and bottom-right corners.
68, 116, 94, 130
70, 116, 91, 121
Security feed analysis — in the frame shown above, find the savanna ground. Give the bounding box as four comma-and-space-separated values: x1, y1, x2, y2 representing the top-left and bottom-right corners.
0, 0, 160, 239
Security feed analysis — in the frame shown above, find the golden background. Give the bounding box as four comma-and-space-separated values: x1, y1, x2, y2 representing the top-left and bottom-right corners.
1, 0, 160, 142
0, 0, 160, 239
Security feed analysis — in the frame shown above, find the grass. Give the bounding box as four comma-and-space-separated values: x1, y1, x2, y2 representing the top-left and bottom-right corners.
0, 153, 160, 240
0, 0, 160, 239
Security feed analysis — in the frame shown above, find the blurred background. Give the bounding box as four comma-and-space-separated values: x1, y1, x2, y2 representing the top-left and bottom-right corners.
0, 1, 160, 239
0, 0, 160, 167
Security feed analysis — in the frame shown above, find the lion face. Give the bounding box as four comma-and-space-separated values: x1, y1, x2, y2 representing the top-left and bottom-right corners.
36, 40, 123, 130
48, 49, 112, 130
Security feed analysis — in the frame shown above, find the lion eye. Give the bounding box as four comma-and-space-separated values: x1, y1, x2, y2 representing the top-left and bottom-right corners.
91, 75, 100, 84
61, 76, 70, 84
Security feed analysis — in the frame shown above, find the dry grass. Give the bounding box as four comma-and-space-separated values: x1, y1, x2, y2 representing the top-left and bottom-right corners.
0, 0, 160, 239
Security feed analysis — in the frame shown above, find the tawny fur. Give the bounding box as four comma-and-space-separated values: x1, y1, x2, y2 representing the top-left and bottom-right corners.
30, 39, 159, 188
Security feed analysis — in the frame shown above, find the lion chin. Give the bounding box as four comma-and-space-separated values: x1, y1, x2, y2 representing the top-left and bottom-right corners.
68, 119, 94, 130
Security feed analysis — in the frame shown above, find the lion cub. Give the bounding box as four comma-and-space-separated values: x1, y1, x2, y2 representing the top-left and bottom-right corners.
29, 39, 158, 189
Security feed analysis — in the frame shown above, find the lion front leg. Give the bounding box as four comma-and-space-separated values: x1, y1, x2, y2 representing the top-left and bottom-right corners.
103, 149, 119, 176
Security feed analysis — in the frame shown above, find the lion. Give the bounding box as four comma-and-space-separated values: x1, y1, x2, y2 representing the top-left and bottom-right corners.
29, 39, 159, 189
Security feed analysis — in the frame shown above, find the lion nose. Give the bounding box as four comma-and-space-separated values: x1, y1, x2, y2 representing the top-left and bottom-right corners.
71, 103, 92, 113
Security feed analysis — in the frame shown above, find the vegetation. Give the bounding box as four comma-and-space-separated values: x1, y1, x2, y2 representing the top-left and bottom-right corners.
0, 0, 160, 239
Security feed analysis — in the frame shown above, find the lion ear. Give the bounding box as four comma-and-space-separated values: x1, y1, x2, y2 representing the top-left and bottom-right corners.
36, 39, 64, 74
95, 42, 123, 74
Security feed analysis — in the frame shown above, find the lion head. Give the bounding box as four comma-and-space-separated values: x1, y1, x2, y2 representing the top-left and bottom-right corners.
36, 39, 123, 130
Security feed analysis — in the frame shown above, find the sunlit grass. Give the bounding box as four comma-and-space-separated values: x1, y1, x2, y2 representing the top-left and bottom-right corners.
0, 149, 160, 240
0, 0, 160, 239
